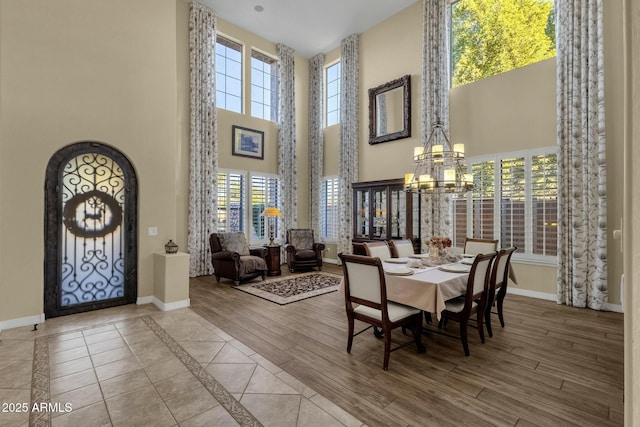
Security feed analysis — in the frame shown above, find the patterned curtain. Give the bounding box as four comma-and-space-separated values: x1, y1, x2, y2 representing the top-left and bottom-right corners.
187, 2, 217, 277
308, 54, 324, 237
420, 0, 452, 249
556, 0, 608, 309
277, 44, 297, 240
337, 34, 359, 258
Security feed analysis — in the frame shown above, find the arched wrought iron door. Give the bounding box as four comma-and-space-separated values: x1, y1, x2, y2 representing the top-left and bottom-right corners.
45, 142, 137, 318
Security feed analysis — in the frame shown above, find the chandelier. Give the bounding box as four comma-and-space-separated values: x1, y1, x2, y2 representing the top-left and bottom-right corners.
404, 122, 473, 194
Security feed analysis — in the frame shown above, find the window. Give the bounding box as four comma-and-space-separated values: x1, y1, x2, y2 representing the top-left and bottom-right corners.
217, 170, 281, 244
249, 173, 280, 242
325, 62, 341, 126
450, 0, 556, 87
217, 171, 245, 232
321, 177, 339, 239
250, 50, 278, 121
452, 148, 557, 263
216, 35, 243, 113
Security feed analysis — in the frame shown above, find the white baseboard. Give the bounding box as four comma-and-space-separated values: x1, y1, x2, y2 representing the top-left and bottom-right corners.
136, 296, 154, 305
137, 295, 190, 311
323, 258, 338, 265
0, 313, 45, 332
152, 297, 190, 312
604, 303, 623, 313
507, 287, 556, 301
508, 288, 624, 313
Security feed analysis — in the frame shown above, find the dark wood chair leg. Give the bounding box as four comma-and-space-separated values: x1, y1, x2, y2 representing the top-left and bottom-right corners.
346, 316, 355, 353
477, 307, 485, 343
497, 297, 505, 327
424, 312, 433, 324
460, 318, 470, 357
413, 317, 426, 353
485, 307, 493, 338
383, 327, 391, 370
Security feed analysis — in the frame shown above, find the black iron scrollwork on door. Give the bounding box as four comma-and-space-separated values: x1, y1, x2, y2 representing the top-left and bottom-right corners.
62, 190, 122, 239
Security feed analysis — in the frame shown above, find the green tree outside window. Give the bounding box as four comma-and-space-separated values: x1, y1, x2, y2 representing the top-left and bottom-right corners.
451, 0, 556, 87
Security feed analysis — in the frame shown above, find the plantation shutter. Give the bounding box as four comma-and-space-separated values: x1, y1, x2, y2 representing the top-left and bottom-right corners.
471, 160, 495, 239
321, 178, 339, 239
531, 153, 558, 256
500, 157, 526, 250
217, 171, 245, 233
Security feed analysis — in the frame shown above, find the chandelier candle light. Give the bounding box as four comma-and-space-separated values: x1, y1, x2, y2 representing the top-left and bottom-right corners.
405, 122, 473, 194
261, 206, 282, 246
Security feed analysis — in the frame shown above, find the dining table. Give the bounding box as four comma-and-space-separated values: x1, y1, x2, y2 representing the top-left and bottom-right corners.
339, 254, 518, 320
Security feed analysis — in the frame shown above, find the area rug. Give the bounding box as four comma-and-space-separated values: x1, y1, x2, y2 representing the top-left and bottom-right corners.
233, 272, 342, 305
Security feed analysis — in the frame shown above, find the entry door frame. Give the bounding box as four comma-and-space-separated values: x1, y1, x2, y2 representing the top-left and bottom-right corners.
44, 141, 138, 318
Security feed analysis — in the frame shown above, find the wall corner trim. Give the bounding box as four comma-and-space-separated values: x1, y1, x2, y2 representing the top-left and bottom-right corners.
0, 313, 46, 332
152, 298, 190, 312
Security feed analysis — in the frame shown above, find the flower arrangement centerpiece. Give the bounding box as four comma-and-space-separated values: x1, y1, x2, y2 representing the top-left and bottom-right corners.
428, 236, 452, 258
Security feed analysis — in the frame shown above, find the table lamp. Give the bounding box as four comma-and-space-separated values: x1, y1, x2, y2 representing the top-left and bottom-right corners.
261, 206, 282, 246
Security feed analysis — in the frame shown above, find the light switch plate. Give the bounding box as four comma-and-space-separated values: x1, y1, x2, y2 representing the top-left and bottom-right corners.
148, 227, 158, 236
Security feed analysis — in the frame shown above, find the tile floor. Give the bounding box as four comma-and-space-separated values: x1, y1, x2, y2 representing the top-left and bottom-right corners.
0, 304, 365, 427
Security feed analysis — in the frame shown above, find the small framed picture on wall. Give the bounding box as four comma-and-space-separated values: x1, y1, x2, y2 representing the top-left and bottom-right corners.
232, 125, 264, 160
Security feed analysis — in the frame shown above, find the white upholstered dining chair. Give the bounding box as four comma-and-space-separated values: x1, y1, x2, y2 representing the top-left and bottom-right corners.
339, 253, 425, 370
485, 246, 518, 337
363, 240, 392, 260
463, 237, 498, 255
439, 251, 496, 356
388, 239, 415, 258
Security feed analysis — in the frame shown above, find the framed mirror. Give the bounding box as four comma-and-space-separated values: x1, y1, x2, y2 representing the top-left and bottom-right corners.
368, 74, 411, 145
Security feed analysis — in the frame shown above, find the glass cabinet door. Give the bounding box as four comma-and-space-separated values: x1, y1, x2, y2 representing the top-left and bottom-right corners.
372, 187, 387, 239
390, 187, 406, 239
354, 189, 369, 239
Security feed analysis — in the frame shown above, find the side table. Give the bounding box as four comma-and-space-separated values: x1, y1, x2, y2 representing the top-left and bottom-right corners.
264, 244, 281, 276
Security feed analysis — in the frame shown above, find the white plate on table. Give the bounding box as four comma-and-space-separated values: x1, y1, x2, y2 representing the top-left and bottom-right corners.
461, 253, 476, 258
384, 267, 414, 276
384, 257, 410, 264
409, 253, 431, 259
438, 264, 471, 273
460, 257, 475, 265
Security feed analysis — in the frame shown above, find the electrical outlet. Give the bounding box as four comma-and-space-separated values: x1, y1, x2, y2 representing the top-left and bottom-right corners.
148, 227, 158, 236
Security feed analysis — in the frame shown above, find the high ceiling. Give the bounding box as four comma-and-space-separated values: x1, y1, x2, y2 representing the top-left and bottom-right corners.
200, 0, 418, 58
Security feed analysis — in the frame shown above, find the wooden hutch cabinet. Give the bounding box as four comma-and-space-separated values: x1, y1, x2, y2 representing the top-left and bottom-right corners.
351, 178, 421, 255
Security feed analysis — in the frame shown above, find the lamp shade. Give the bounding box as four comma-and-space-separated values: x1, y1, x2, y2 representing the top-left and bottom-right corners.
261, 207, 282, 217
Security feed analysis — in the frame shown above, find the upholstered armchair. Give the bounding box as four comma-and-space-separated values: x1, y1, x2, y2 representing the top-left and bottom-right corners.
285, 229, 325, 273
209, 232, 267, 285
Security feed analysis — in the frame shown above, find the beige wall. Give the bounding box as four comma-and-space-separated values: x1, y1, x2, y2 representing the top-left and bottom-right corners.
321, 0, 625, 306
0, 0, 179, 322
202, 18, 310, 230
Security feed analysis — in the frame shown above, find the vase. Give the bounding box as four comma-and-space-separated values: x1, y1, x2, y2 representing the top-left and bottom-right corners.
429, 246, 439, 258
165, 240, 178, 254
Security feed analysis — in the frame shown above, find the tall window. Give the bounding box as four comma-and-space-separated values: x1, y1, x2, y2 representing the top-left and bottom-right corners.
325, 61, 341, 126
216, 35, 242, 113
251, 50, 278, 121
321, 177, 339, 239
452, 148, 557, 263
450, 0, 555, 87
217, 171, 245, 232
217, 170, 281, 243
250, 173, 280, 242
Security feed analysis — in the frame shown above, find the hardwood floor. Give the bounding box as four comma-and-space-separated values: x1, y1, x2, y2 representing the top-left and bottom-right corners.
189, 264, 624, 427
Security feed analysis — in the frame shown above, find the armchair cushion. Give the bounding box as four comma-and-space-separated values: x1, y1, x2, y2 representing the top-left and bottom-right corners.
289, 229, 314, 250
218, 232, 250, 255
295, 249, 318, 260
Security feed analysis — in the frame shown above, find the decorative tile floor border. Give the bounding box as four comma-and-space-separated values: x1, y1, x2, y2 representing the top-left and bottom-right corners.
29, 337, 50, 427
141, 316, 262, 427
28, 314, 263, 427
